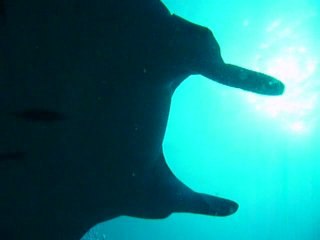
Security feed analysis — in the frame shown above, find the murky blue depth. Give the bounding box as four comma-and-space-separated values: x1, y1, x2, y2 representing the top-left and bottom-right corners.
84, 0, 320, 239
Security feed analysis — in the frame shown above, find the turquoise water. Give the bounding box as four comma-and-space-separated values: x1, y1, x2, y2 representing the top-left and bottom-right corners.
84, 0, 319, 239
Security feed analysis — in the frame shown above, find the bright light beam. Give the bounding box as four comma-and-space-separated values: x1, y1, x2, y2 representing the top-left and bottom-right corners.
246, 17, 319, 136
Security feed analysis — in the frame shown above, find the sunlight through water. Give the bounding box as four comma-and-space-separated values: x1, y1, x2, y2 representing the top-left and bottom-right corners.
246, 15, 319, 136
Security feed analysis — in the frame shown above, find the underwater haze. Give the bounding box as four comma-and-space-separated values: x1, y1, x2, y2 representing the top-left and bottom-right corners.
83, 0, 320, 239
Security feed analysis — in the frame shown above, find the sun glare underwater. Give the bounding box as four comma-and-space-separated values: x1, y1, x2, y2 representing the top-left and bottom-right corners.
83, 1, 319, 239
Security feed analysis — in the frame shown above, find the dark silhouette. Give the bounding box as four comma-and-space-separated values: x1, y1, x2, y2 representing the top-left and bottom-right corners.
11, 109, 66, 122
0, 0, 284, 239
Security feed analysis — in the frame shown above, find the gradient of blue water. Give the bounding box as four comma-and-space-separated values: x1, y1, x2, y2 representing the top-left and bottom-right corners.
84, 1, 320, 239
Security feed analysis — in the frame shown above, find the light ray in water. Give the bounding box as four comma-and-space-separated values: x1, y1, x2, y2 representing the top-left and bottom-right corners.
246, 16, 319, 136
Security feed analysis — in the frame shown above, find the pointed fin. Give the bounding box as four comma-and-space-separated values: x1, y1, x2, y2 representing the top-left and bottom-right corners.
174, 190, 239, 217
129, 153, 239, 218
203, 63, 285, 96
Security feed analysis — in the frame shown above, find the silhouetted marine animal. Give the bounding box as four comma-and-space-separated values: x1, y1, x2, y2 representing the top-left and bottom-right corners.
0, 0, 285, 239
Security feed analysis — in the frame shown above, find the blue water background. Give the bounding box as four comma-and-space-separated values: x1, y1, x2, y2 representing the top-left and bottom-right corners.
84, 0, 320, 239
